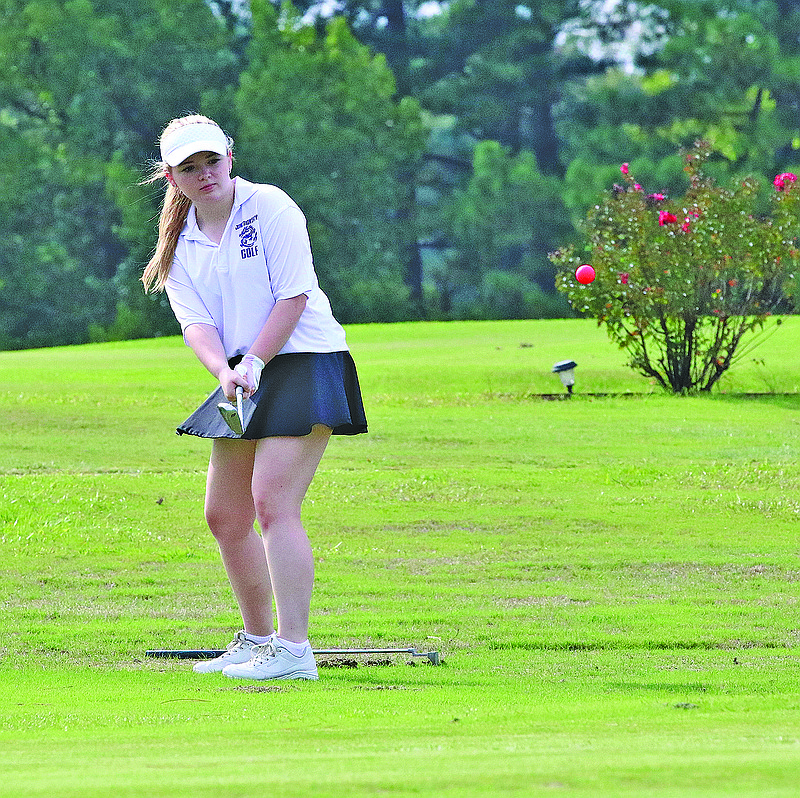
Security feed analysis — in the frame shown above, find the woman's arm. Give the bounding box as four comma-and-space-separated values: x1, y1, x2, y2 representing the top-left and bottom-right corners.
234, 294, 307, 396
183, 324, 243, 401
248, 294, 307, 365
184, 294, 308, 401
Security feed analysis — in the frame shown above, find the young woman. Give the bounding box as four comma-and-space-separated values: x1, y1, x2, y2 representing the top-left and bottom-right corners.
142, 115, 367, 680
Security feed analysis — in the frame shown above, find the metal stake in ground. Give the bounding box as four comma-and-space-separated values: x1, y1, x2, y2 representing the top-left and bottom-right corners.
145, 646, 442, 665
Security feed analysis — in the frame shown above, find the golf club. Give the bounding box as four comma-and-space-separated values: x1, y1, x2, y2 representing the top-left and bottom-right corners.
217, 385, 245, 435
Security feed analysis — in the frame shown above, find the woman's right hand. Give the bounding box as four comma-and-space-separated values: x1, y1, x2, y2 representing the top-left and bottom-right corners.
219, 366, 250, 402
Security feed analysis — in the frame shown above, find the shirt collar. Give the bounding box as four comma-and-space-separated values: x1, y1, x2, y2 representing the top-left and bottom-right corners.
233, 176, 259, 206
183, 177, 260, 241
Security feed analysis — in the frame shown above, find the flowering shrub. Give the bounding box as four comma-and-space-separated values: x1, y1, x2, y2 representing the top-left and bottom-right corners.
550, 141, 800, 393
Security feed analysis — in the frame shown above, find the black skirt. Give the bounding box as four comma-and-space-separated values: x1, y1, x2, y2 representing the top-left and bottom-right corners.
177, 351, 368, 439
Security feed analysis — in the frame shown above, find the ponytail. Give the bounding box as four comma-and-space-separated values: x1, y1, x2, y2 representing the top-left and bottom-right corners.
141, 182, 192, 293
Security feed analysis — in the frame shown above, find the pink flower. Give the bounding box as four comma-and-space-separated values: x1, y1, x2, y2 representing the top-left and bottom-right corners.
681, 212, 699, 232
659, 211, 678, 226
621, 163, 629, 175
620, 273, 629, 284
774, 172, 797, 191
634, 183, 642, 191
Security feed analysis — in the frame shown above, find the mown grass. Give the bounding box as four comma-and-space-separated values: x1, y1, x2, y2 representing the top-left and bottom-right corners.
1, 318, 800, 796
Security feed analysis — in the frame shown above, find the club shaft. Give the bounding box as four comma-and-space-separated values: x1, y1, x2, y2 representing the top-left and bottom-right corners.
235, 385, 244, 430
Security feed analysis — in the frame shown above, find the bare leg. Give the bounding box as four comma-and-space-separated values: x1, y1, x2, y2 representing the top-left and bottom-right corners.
251, 425, 331, 643
205, 438, 275, 637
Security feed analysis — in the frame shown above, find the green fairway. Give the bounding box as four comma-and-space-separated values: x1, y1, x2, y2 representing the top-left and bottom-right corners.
1, 319, 800, 796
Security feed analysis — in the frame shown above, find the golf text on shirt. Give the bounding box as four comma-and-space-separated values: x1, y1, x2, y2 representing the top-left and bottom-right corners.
164, 177, 348, 360
236, 216, 259, 259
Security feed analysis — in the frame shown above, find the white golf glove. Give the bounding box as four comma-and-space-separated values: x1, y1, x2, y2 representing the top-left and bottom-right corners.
235, 353, 265, 393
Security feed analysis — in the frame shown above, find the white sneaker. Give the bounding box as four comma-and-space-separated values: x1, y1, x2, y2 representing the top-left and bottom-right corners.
192, 631, 259, 674
222, 640, 319, 681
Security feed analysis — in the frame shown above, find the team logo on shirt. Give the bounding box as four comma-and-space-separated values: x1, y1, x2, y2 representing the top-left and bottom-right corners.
236, 216, 259, 259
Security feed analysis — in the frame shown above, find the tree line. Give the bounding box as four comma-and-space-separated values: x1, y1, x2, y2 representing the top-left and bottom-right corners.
3, 0, 800, 349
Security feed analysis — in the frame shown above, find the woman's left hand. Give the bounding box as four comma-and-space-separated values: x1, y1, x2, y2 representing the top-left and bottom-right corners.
234, 353, 265, 394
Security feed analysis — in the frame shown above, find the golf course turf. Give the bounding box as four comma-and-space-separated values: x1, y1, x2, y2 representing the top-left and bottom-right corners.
1, 318, 800, 796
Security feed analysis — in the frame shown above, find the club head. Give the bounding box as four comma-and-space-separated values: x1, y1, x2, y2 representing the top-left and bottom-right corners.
217, 387, 245, 435
217, 402, 243, 434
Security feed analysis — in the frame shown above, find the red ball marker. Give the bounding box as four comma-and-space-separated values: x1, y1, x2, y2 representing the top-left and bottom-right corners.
575, 264, 595, 285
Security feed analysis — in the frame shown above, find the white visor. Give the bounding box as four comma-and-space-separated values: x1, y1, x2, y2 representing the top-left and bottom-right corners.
160, 123, 229, 167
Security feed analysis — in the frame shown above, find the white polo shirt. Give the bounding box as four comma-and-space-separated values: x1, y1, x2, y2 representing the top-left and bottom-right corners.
165, 178, 348, 359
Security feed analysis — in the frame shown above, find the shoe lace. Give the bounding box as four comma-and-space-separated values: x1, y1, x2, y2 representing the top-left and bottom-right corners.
250, 641, 278, 665
225, 632, 252, 654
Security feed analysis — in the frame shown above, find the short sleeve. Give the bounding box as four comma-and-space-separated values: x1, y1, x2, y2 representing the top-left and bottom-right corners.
164, 255, 217, 333
261, 206, 317, 301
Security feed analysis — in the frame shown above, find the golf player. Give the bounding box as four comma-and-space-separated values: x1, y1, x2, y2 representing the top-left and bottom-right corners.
142, 115, 367, 680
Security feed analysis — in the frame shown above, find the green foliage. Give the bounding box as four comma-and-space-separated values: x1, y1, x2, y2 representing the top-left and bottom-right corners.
0, 0, 237, 347
10, 0, 800, 348
234, 1, 426, 323
435, 139, 572, 319
555, 1, 800, 222
0, 122, 113, 349
418, 0, 570, 165
551, 141, 800, 392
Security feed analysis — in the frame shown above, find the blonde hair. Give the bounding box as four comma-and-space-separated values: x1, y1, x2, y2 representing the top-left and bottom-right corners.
141, 115, 233, 293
